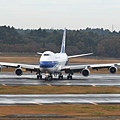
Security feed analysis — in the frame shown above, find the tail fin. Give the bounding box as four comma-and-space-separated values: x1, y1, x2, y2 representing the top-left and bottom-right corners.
60, 28, 66, 53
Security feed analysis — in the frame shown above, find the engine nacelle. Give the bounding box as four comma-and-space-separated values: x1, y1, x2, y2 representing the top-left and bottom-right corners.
0, 66, 2, 72
109, 66, 117, 74
81, 69, 90, 77
15, 68, 23, 76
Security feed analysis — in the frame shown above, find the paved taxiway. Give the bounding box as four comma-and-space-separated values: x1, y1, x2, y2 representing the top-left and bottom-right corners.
0, 73, 120, 86
0, 94, 120, 105
0, 73, 120, 105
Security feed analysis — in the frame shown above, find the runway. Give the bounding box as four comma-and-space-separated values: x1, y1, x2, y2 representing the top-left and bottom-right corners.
0, 73, 119, 105
0, 73, 120, 86
0, 94, 119, 105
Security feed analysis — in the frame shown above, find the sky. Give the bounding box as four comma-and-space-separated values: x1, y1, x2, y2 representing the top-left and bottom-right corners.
0, 0, 120, 31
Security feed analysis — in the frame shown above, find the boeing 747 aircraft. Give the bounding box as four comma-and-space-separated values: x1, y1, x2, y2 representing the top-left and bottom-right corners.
0, 28, 120, 80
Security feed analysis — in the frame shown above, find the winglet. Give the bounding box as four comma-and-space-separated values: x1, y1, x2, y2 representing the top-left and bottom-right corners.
60, 28, 66, 53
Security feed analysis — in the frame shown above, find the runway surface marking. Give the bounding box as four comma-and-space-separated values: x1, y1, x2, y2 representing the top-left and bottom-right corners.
0, 94, 120, 105
0, 73, 120, 86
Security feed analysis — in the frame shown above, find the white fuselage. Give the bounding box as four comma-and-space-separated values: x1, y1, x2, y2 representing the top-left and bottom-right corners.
40, 51, 68, 73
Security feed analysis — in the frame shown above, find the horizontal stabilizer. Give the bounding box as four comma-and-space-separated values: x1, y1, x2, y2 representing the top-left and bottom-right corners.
68, 53, 93, 59
37, 52, 43, 55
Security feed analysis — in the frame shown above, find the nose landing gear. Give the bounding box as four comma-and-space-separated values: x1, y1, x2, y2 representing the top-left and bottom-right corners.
45, 73, 53, 81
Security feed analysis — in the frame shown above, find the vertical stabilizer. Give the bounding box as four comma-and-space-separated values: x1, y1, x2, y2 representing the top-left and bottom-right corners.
60, 28, 66, 53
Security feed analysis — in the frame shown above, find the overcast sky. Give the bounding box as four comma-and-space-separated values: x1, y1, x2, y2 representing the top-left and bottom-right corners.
0, 0, 120, 31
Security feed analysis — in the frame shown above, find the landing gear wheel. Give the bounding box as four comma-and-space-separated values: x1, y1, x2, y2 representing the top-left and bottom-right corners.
37, 75, 42, 79
58, 75, 63, 80
67, 75, 72, 80
45, 75, 52, 81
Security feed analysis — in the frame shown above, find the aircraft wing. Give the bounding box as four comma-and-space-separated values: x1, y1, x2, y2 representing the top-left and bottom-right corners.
90, 63, 120, 69
61, 64, 88, 71
0, 62, 40, 72
61, 63, 120, 73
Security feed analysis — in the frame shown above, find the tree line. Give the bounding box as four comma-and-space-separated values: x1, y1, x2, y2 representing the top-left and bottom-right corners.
0, 25, 120, 58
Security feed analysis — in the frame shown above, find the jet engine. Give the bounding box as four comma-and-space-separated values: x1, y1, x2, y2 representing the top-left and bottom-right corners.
15, 68, 23, 76
0, 66, 2, 72
81, 68, 90, 77
109, 66, 117, 74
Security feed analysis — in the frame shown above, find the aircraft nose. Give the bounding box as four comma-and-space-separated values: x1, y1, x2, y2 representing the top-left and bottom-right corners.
40, 61, 58, 68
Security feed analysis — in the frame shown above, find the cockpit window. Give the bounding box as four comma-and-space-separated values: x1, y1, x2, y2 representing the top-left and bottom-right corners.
44, 54, 50, 56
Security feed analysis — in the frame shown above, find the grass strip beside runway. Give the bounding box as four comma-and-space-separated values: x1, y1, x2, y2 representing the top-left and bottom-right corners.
0, 86, 120, 94
0, 104, 120, 117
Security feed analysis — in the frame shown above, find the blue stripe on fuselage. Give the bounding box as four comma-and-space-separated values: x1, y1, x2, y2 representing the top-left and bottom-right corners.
40, 61, 58, 68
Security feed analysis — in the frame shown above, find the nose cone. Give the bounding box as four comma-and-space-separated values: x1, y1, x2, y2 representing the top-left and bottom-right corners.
40, 51, 57, 68
40, 61, 58, 68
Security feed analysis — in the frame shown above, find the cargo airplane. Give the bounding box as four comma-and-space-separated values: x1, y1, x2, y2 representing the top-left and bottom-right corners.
0, 28, 120, 80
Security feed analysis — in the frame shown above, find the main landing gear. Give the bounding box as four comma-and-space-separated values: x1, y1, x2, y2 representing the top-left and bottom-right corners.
36, 72, 73, 80
37, 74, 42, 79
36, 70, 42, 80
58, 73, 63, 80
36, 71, 52, 81
67, 74, 72, 80
44, 72, 64, 81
